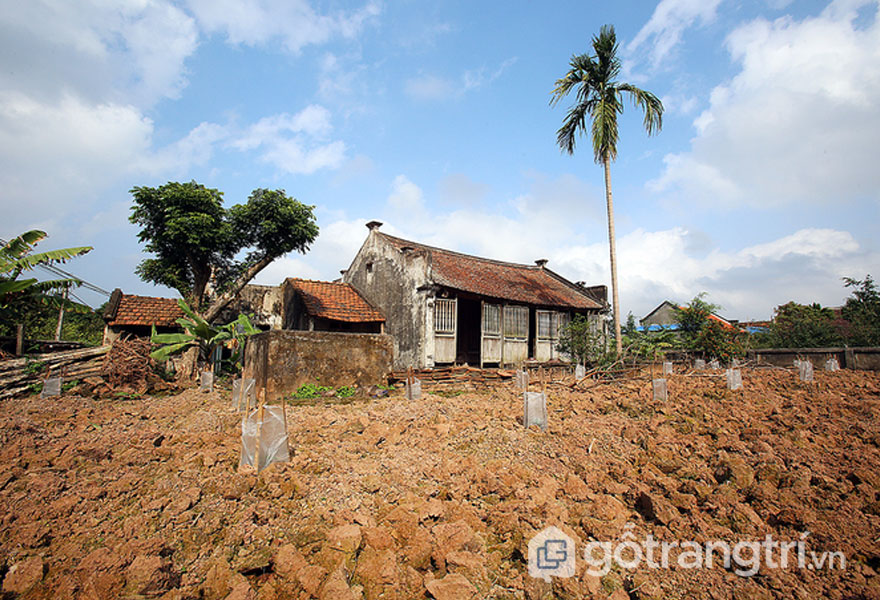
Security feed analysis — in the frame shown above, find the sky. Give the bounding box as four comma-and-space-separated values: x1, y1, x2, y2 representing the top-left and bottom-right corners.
1, 0, 878, 321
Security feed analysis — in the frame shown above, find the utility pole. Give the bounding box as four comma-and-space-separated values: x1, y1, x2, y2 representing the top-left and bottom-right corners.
54, 284, 69, 341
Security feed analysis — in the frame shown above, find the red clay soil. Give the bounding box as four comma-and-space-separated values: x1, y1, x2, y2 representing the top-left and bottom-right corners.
0, 367, 878, 599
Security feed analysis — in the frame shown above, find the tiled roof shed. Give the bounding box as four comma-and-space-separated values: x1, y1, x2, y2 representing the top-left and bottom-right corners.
377, 232, 605, 310
103, 289, 185, 327
285, 278, 385, 323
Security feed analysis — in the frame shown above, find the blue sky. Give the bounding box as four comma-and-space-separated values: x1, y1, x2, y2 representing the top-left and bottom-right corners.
1, 0, 878, 321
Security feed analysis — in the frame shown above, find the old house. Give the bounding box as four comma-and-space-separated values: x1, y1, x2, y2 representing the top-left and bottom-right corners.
640, 300, 738, 331
282, 278, 385, 333
343, 222, 608, 369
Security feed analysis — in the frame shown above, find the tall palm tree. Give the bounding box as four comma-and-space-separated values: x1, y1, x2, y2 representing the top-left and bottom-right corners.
551, 25, 663, 356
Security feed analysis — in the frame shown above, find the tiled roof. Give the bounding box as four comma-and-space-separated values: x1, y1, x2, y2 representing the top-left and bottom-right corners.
377, 233, 604, 310
286, 278, 385, 323
105, 292, 185, 327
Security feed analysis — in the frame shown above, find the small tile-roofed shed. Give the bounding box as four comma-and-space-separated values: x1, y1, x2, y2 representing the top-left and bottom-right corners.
283, 278, 385, 334
102, 288, 185, 344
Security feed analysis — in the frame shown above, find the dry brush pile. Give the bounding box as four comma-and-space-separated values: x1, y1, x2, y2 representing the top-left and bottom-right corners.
0, 367, 878, 599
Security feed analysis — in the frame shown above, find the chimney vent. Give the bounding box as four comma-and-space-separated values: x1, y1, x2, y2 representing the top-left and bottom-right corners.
535, 259, 548, 268
366, 220, 383, 231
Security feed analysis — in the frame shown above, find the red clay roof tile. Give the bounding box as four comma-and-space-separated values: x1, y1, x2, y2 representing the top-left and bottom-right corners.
378, 233, 604, 310
106, 294, 184, 327
286, 278, 385, 323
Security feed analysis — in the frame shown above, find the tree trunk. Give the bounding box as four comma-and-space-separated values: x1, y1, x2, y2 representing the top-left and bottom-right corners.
603, 156, 623, 357
177, 346, 200, 382
202, 255, 274, 323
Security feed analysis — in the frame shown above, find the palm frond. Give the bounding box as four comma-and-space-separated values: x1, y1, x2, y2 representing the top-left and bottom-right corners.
11, 246, 92, 272
0, 278, 36, 298
618, 84, 664, 135
1, 230, 47, 261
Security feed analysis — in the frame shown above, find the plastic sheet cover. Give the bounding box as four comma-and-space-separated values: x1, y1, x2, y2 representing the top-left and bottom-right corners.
515, 369, 530, 390
825, 358, 840, 372
200, 371, 214, 393
726, 368, 742, 390
694, 359, 706, 370
523, 391, 547, 431
232, 378, 256, 411
405, 378, 422, 400
240, 406, 290, 472
662, 361, 673, 375
574, 364, 585, 380
41, 377, 61, 399
799, 361, 814, 382
652, 378, 667, 401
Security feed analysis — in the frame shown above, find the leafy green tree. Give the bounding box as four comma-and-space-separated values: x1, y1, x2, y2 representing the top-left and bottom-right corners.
768, 302, 842, 348
694, 319, 745, 362
674, 293, 721, 341
0, 301, 105, 346
841, 275, 880, 346
130, 182, 319, 321
556, 314, 612, 366
551, 25, 663, 357
1, 230, 92, 310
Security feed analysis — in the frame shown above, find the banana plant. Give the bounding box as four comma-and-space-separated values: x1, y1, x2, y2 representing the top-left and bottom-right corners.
150, 298, 258, 363
0, 230, 92, 310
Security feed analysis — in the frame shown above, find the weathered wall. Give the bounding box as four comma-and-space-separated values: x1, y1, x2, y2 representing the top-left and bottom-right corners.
343, 231, 432, 370
243, 330, 394, 398
748, 347, 880, 370
641, 302, 678, 327
215, 284, 284, 329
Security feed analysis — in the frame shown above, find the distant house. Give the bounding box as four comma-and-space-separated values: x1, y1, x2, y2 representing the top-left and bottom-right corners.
639, 300, 738, 332
342, 222, 608, 369
283, 278, 385, 334
102, 289, 185, 344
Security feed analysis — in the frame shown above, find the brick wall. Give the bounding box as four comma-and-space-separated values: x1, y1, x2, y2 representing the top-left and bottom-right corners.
243, 330, 394, 399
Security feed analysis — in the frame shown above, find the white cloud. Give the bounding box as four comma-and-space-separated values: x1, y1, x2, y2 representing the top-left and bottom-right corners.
0, 0, 198, 107
230, 105, 346, 174
404, 57, 517, 101
185, 0, 379, 53
0, 92, 154, 231
627, 0, 722, 69
387, 175, 425, 212
252, 218, 369, 285
294, 175, 874, 321
404, 75, 457, 102
651, 0, 880, 208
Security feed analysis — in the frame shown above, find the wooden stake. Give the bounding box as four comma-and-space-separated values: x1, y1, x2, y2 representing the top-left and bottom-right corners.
280, 391, 288, 437
254, 403, 265, 472
15, 324, 24, 356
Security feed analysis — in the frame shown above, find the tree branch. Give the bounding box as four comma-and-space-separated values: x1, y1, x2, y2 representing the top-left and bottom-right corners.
202, 255, 273, 323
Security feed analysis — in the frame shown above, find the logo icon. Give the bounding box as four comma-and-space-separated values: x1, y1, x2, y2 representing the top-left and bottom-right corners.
528, 526, 575, 581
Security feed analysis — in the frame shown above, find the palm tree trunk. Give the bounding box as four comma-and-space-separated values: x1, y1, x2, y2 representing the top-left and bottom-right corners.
603, 156, 623, 357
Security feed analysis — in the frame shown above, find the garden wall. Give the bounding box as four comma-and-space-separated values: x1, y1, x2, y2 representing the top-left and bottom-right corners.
243, 330, 394, 399
747, 347, 880, 370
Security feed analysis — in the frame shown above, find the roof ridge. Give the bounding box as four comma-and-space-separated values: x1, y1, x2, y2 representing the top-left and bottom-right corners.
285, 277, 350, 286
377, 231, 541, 270
121, 293, 181, 302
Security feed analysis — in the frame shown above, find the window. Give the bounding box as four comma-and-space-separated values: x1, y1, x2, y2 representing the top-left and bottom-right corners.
537, 310, 552, 340
557, 312, 571, 339
503, 305, 528, 339
482, 303, 501, 337
434, 299, 456, 335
